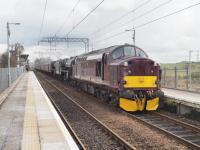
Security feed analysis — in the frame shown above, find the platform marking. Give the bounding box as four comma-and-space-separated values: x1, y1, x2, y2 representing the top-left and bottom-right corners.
33, 72, 79, 150
21, 72, 41, 150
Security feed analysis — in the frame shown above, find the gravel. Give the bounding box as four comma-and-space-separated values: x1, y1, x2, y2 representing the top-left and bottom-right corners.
37, 72, 189, 150
39, 75, 130, 150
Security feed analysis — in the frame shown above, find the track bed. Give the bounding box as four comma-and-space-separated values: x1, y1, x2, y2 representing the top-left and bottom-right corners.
36, 72, 191, 149
37, 72, 135, 150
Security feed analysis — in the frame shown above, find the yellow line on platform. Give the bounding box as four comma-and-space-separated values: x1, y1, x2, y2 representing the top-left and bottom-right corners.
21, 73, 40, 150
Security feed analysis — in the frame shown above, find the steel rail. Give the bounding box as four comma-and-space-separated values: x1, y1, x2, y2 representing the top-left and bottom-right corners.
37, 74, 86, 150
126, 112, 200, 150
154, 112, 200, 133
37, 73, 136, 150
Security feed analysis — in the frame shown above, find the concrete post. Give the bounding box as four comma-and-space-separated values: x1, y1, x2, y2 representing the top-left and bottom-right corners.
189, 50, 193, 90
174, 66, 177, 89
186, 66, 189, 90
164, 67, 166, 87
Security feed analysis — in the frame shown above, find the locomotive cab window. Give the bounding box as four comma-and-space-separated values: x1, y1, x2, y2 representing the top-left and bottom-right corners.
112, 46, 148, 59
124, 46, 135, 56
136, 49, 147, 58
112, 47, 123, 59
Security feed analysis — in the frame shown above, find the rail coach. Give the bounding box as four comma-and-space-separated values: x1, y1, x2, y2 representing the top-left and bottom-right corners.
35, 44, 163, 112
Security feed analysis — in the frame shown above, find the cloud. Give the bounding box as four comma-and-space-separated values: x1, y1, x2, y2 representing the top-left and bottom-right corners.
0, 0, 200, 63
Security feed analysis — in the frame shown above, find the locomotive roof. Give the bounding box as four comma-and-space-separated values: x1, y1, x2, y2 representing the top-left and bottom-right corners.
78, 45, 119, 57
75, 44, 148, 61
77, 44, 138, 59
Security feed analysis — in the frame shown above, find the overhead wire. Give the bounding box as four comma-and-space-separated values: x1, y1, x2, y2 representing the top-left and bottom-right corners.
88, 0, 152, 37
123, 0, 173, 26
65, 0, 105, 37
38, 0, 48, 40
55, 0, 81, 35
94, 0, 172, 39
134, 1, 200, 29
93, 1, 200, 44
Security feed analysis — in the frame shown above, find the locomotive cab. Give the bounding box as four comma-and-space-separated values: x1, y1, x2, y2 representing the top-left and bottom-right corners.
109, 45, 162, 111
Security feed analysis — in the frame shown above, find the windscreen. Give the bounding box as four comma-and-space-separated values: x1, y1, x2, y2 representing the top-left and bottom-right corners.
112, 46, 148, 59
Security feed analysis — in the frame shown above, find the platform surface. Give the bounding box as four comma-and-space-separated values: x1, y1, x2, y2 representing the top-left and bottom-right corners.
0, 71, 78, 150
162, 88, 200, 108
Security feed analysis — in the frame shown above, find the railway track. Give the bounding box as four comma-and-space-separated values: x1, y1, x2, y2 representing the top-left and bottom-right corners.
36, 73, 136, 150
127, 112, 200, 150
37, 72, 200, 149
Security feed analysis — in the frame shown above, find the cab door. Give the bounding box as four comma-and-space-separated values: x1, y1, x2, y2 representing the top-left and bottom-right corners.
102, 54, 105, 80
102, 53, 109, 81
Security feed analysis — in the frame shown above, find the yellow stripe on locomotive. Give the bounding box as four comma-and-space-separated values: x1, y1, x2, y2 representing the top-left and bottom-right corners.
123, 76, 157, 88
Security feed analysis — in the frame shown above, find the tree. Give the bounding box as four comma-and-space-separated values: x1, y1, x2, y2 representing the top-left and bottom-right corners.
0, 43, 24, 68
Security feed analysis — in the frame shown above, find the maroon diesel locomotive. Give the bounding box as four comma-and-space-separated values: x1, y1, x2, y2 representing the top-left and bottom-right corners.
35, 44, 163, 112
70, 44, 163, 111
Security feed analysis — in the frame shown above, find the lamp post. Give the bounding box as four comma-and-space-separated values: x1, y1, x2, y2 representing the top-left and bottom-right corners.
7, 22, 20, 87
125, 26, 135, 50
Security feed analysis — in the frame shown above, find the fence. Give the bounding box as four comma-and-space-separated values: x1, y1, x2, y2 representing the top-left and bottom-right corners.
161, 66, 200, 92
0, 66, 25, 94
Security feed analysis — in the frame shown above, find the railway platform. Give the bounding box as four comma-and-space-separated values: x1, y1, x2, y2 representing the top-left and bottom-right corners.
162, 88, 200, 114
0, 71, 79, 150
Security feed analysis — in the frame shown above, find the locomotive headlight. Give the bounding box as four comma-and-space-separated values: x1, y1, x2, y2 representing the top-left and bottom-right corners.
128, 70, 132, 74
123, 61, 128, 67
120, 80, 127, 84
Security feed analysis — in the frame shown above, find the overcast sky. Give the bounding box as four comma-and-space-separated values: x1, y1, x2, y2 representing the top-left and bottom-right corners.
0, 0, 200, 63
